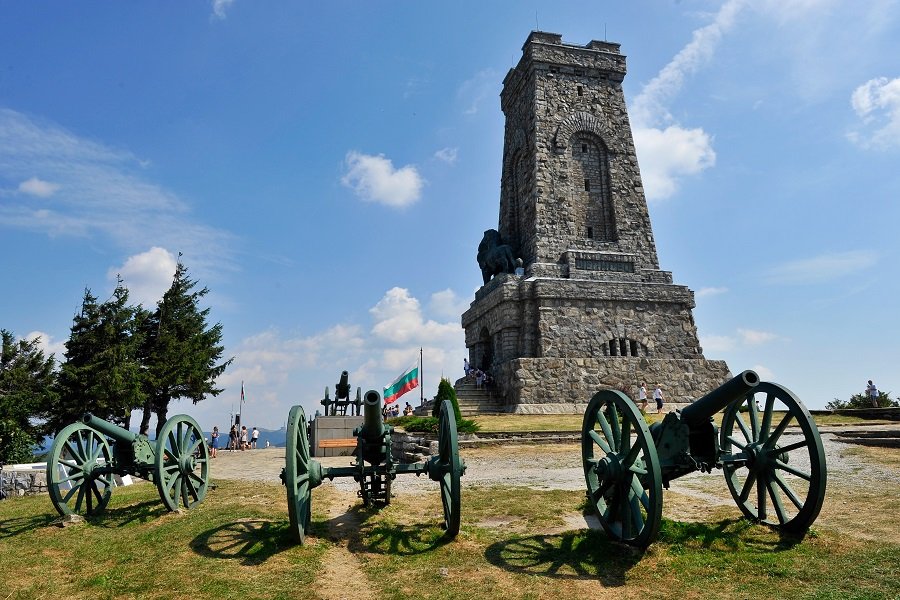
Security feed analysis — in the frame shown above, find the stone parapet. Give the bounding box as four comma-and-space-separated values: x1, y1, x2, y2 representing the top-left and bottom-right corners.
493, 357, 731, 414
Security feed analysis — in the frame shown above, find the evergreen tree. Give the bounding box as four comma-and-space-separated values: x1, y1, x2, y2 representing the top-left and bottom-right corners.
49, 281, 145, 433
139, 259, 232, 436
0, 330, 57, 464
432, 378, 462, 423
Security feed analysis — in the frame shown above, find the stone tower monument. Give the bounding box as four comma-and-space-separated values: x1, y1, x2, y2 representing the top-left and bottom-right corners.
462, 32, 730, 412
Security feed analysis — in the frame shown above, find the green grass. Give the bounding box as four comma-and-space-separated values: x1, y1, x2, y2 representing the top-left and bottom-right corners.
2, 480, 898, 599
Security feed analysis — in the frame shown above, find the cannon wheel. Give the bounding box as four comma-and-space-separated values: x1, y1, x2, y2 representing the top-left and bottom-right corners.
720, 382, 826, 534
582, 390, 663, 547
434, 399, 463, 536
285, 404, 313, 543
155, 415, 210, 511
47, 422, 114, 516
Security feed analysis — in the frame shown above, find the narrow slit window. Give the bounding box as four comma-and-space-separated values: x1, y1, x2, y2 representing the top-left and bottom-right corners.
609, 340, 617, 356
582, 143, 588, 153
587, 226, 594, 239
584, 179, 590, 191
577, 86, 583, 96
620, 339, 627, 356
630, 340, 638, 356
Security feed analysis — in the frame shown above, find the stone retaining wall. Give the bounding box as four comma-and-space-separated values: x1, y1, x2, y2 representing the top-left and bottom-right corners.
391, 431, 438, 463
0, 464, 48, 498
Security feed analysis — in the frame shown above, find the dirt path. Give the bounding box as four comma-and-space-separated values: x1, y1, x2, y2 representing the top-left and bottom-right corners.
209, 431, 900, 544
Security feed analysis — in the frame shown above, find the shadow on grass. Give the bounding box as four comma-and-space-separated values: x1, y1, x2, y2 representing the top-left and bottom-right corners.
485, 529, 642, 585
0, 514, 55, 539
659, 517, 806, 551
91, 500, 167, 528
190, 519, 294, 565
314, 503, 451, 556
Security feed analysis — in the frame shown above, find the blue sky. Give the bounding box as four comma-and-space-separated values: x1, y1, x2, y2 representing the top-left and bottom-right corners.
1, 1, 898, 430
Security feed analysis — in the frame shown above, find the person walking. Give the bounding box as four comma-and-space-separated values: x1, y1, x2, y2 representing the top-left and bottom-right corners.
240, 426, 248, 450
653, 384, 665, 414
866, 380, 879, 407
251, 426, 259, 449
638, 383, 648, 413
464, 358, 471, 379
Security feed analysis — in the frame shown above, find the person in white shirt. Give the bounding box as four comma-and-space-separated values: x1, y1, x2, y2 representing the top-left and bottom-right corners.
653, 384, 664, 413
638, 383, 648, 412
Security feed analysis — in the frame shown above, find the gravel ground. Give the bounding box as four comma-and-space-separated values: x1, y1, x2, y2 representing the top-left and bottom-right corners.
209, 427, 899, 494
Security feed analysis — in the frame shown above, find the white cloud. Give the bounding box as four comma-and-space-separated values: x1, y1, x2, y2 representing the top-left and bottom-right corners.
696, 286, 729, 298
0, 108, 236, 278
751, 364, 775, 381
700, 334, 735, 353
457, 69, 498, 115
429, 288, 470, 320
433, 147, 458, 165
211, 0, 234, 20
25, 330, 67, 361
633, 125, 716, 201
213, 287, 464, 426
18, 177, 60, 198
341, 151, 423, 208
848, 76, 900, 149
109, 247, 178, 307
764, 250, 878, 284
737, 329, 779, 345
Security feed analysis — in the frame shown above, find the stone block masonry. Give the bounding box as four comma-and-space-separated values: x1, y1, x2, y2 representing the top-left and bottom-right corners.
462, 32, 731, 411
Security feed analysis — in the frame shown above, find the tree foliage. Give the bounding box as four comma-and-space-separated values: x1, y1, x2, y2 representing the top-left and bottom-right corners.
48, 281, 146, 434
0, 330, 57, 464
139, 260, 233, 436
826, 391, 899, 410
432, 377, 462, 422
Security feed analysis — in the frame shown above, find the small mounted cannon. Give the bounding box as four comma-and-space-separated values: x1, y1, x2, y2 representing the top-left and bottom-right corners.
46, 413, 210, 517
321, 370, 363, 416
581, 371, 827, 546
282, 388, 465, 544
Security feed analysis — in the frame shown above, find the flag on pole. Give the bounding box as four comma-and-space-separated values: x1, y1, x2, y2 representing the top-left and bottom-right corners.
384, 364, 419, 404
241, 382, 245, 404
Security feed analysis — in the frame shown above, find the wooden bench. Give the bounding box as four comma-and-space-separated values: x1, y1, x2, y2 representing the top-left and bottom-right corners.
318, 438, 357, 449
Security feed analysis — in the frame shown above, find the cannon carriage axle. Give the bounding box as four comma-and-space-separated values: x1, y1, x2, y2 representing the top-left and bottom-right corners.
581, 370, 827, 547
46, 413, 210, 517
281, 377, 465, 544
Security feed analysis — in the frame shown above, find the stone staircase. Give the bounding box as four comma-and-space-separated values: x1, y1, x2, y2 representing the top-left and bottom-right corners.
415, 378, 507, 417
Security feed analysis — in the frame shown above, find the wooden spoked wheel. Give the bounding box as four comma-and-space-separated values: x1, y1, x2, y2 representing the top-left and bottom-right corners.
284, 404, 314, 543
47, 423, 114, 516
155, 415, 210, 511
720, 382, 827, 533
435, 399, 462, 537
581, 390, 663, 547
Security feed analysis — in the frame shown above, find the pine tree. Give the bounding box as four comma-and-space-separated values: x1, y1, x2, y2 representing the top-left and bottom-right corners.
49, 281, 146, 433
0, 330, 57, 464
139, 259, 232, 436
432, 378, 462, 423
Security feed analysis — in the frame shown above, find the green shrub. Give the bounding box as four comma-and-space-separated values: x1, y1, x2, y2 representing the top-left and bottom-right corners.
826, 391, 899, 410
390, 415, 480, 435
0, 419, 37, 465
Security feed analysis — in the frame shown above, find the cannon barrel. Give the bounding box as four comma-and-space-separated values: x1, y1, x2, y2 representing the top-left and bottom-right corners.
361, 389, 386, 440
80, 412, 139, 444
336, 370, 351, 400
679, 370, 760, 427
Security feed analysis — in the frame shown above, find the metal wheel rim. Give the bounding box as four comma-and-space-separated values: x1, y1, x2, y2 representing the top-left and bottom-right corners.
155, 415, 210, 511
285, 404, 312, 544
720, 382, 827, 533
581, 390, 663, 547
47, 422, 113, 516
438, 400, 462, 536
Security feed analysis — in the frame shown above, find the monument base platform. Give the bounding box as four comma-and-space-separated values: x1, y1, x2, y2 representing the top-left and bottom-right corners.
493, 357, 732, 414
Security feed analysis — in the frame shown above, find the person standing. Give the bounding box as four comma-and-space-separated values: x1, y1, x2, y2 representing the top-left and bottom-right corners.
229, 425, 238, 452
866, 380, 879, 407
464, 358, 471, 379
251, 426, 259, 449
654, 384, 664, 414
638, 383, 648, 413
210, 426, 219, 458
240, 425, 248, 450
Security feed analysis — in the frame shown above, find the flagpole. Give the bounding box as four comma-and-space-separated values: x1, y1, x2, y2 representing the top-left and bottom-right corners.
420, 347, 424, 406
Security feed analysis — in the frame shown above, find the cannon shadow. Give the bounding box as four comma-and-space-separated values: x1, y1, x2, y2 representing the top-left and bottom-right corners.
92, 500, 167, 528
658, 517, 806, 551
190, 519, 293, 565
321, 504, 453, 555
0, 514, 55, 539
485, 529, 643, 585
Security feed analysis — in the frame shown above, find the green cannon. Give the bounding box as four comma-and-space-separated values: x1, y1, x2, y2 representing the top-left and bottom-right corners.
581, 370, 827, 546
281, 388, 465, 544
46, 413, 210, 517
321, 370, 363, 416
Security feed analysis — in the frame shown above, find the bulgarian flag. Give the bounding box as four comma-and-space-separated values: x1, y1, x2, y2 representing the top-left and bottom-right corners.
384, 364, 419, 404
